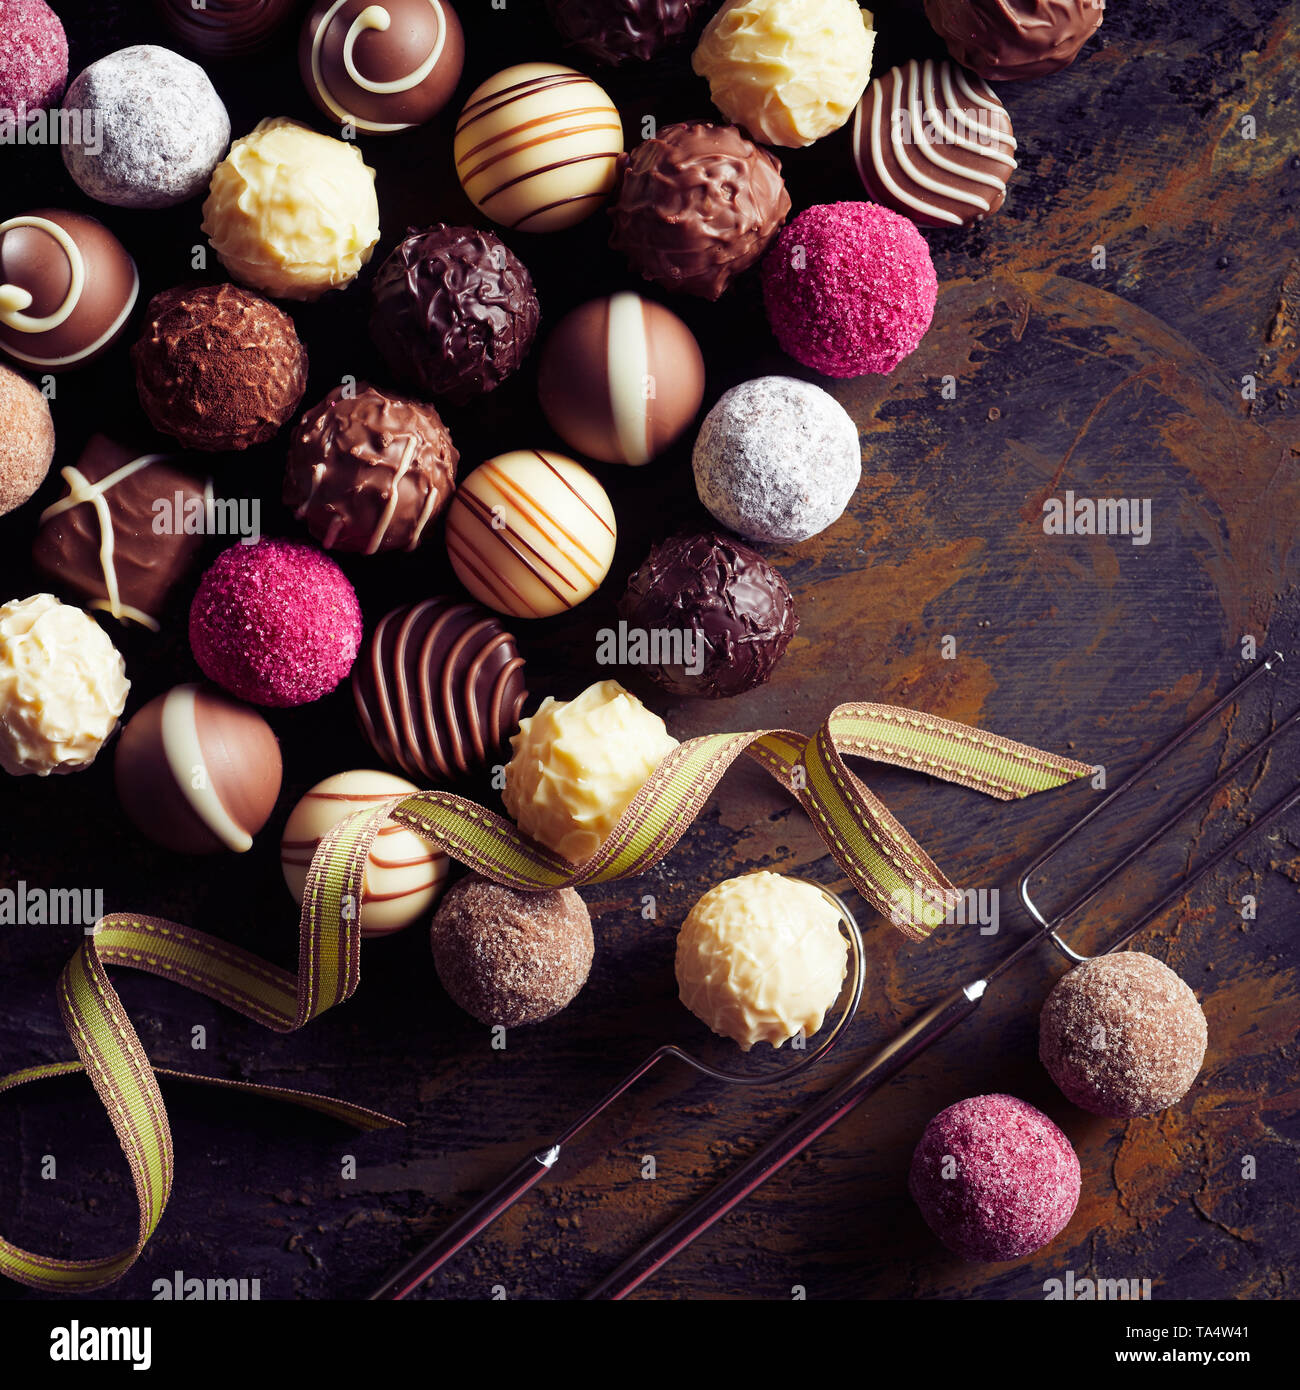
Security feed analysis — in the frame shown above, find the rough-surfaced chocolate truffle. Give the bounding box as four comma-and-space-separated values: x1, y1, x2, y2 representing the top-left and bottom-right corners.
547, 0, 710, 65
1039, 952, 1208, 1119
115, 684, 282, 853
923, 0, 1103, 82
370, 224, 540, 403
353, 597, 528, 783
618, 532, 798, 698
285, 383, 458, 554
154, 0, 299, 59
0, 363, 54, 516
609, 121, 791, 301
430, 874, 594, 1027
132, 283, 308, 452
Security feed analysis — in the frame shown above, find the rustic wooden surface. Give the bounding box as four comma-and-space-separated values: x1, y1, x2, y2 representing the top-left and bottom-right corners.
1, 0, 1298, 1301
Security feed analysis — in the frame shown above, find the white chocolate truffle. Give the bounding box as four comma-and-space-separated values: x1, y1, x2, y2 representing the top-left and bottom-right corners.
280, 769, 449, 937
0, 593, 129, 776
675, 871, 848, 1049
503, 679, 678, 863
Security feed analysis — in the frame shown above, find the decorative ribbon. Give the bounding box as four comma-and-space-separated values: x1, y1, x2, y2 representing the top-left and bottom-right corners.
0, 702, 1088, 1291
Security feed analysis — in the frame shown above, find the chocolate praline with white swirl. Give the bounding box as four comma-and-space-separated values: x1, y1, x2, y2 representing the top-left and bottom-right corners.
546, 0, 710, 66
923, 0, 1104, 82
299, 0, 465, 134
352, 597, 529, 783
369, 224, 540, 403
154, 0, 299, 59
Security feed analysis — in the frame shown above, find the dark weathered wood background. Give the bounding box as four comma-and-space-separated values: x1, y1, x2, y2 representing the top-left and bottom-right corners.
1, 0, 1297, 1301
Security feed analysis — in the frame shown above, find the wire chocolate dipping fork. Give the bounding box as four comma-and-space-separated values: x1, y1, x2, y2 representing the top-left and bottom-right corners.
586, 655, 1295, 1299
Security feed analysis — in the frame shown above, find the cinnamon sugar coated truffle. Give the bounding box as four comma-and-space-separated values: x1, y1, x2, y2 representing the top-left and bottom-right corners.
0, 0, 68, 114
0, 364, 55, 516
430, 875, 594, 1027
908, 1093, 1081, 1262
1039, 952, 1208, 1118
762, 202, 937, 377
189, 539, 363, 707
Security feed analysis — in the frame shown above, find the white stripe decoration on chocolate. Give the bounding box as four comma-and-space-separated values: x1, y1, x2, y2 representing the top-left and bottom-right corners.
606, 292, 653, 467
159, 684, 254, 853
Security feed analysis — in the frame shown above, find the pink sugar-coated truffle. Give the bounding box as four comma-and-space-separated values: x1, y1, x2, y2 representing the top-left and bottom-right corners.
0, 0, 68, 112
189, 539, 363, 708
908, 1093, 1081, 1262
761, 202, 938, 378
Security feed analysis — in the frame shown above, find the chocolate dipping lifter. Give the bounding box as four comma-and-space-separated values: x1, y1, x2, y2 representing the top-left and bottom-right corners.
368, 882, 865, 1300
588, 654, 1297, 1298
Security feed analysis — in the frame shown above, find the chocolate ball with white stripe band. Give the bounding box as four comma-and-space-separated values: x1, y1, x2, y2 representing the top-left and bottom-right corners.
852, 59, 1016, 228
538, 293, 705, 466
114, 684, 283, 855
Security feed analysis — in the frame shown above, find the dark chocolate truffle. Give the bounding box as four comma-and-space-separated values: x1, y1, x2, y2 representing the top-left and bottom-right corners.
923, 0, 1103, 82
370, 224, 540, 403
300, 0, 465, 133
285, 383, 458, 554
609, 121, 791, 301
0, 210, 138, 371
430, 874, 593, 1026
1039, 952, 1208, 1119
132, 283, 308, 452
618, 532, 798, 699
353, 597, 528, 782
154, 0, 299, 59
115, 683, 283, 854
546, 0, 709, 66
33, 435, 212, 631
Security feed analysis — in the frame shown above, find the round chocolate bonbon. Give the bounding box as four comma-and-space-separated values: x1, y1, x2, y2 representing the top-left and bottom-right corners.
923, 0, 1103, 82
154, 0, 299, 59
0, 363, 54, 516
546, 0, 709, 66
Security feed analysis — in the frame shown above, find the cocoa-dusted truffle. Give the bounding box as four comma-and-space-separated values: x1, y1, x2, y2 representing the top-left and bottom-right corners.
132, 283, 308, 452
285, 383, 458, 554
547, 0, 710, 66
609, 121, 791, 301
618, 532, 798, 699
1039, 952, 1208, 1119
430, 874, 594, 1027
370, 224, 540, 403
0, 363, 54, 516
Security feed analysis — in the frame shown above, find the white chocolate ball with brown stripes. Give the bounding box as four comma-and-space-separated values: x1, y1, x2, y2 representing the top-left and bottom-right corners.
280, 769, 449, 936
453, 62, 623, 232
445, 450, 617, 619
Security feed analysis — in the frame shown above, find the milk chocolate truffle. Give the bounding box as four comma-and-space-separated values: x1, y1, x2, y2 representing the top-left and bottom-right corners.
300, 0, 465, 134
502, 679, 678, 863
353, 597, 528, 783
852, 59, 1017, 228
0, 593, 129, 778
33, 436, 213, 631
454, 63, 623, 232
446, 451, 617, 619
154, 0, 299, 58
609, 121, 791, 301
618, 532, 798, 698
547, 0, 710, 65
132, 283, 309, 452
369, 225, 540, 403
281, 769, 450, 936
924, 0, 1103, 81
0, 211, 138, 372
285, 383, 458, 554
62, 46, 231, 210
1039, 952, 1208, 1119
115, 684, 282, 853
430, 875, 594, 1027
0, 363, 54, 516
537, 293, 705, 466
675, 872, 848, 1050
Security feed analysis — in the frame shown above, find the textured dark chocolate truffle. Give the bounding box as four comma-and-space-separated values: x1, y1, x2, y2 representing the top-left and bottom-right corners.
923, 0, 1103, 82
285, 383, 458, 554
609, 121, 791, 301
430, 874, 593, 1026
369, 224, 540, 403
132, 283, 308, 451
618, 532, 798, 698
353, 597, 528, 783
546, 0, 709, 65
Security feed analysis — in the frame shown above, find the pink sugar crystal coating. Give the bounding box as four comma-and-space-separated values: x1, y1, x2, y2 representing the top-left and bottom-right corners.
0, 0, 68, 112
761, 202, 937, 378
908, 1093, 1080, 1262
189, 539, 362, 708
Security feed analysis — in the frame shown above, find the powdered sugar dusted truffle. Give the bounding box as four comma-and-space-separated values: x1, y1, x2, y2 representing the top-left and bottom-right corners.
908, 1093, 1080, 1262
692, 376, 861, 544
0, 0, 67, 114
62, 46, 231, 210
1039, 952, 1208, 1118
